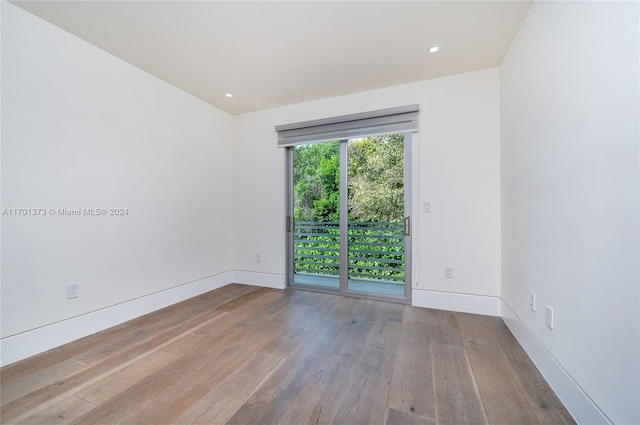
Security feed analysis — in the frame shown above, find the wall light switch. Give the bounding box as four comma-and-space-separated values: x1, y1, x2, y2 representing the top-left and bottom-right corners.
529, 292, 536, 312
423, 202, 431, 212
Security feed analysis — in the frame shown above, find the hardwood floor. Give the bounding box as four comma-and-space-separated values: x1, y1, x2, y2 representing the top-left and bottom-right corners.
1, 284, 576, 425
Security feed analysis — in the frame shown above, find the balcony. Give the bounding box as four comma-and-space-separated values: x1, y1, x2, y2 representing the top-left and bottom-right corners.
293, 221, 405, 296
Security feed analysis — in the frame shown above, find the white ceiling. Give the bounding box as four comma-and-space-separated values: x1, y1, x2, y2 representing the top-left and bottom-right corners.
12, 1, 532, 115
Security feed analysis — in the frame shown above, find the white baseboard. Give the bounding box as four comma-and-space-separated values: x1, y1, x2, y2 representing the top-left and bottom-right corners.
0, 271, 234, 367
233, 271, 286, 289
411, 289, 501, 316
501, 300, 609, 425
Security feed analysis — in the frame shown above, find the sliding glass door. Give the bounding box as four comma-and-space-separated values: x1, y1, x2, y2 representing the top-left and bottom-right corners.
345, 135, 408, 297
287, 133, 411, 301
290, 141, 341, 290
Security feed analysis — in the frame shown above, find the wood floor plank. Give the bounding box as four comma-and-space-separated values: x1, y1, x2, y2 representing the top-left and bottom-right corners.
68, 322, 259, 425
72, 347, 174, 406
322, 302, 404, 425
113, 303, 311, 425
15, 395, 95, 425
456, 313, 576, 424
388, 305, 436, 420
276, 298, 378, 425
73, 289, 285, 407
70, 291, 294, 420
72, 286, 255, 366
464, 315, 576, 425
432, 343, 488, 425
176, 352, 283, 425
216, 287, 273, 311
279, 288, 324, 306
259, 292, 342, 358
386, 407, 434, 425
237, 290, 305, 328
1, 359, 88, 405
1, 308, 226, 423
225, 297, 355, 425
425, 308, 465, 347
455, 313, 540, 425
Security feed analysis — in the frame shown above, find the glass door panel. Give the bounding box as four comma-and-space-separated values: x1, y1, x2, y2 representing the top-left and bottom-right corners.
346, 134, 406, 297
291, 141, 341, 291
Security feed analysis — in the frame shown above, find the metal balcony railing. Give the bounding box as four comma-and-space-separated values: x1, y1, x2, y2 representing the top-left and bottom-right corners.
293, 221, 405, 284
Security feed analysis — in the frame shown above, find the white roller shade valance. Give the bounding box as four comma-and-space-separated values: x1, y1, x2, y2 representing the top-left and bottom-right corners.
276, 104, 419, 147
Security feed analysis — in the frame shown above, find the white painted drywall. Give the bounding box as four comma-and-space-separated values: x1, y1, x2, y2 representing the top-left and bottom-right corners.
1, 3, 234, 339
233, 68, 501, 299
501, 2, 639, 423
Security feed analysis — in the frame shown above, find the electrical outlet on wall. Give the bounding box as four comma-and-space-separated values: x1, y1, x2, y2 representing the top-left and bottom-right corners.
67, 283, 79, 299
256, 254, 262, 263
444, 267, 453, 279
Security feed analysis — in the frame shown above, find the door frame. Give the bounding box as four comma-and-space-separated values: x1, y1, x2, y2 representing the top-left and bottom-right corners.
286, 133, 413, 303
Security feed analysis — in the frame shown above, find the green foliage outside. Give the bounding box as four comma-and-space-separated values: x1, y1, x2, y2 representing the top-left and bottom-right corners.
292, 134, 405, 283
293, 141, 341, 222
292, 134, 404, 222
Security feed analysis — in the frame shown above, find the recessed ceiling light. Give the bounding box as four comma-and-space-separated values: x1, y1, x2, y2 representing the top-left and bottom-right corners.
225, 93, 233, 98
428, 45, 439, 54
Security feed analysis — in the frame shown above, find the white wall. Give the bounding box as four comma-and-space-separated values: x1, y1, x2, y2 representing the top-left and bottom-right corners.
233, 68, 501, 304
1, 2, 234, 341
501, 2, 639, 424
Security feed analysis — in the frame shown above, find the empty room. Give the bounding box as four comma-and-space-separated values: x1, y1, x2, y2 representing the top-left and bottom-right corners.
1, 1, 638, 424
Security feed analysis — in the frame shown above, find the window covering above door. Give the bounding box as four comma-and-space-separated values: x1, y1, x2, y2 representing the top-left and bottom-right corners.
276, 104, 419, 147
